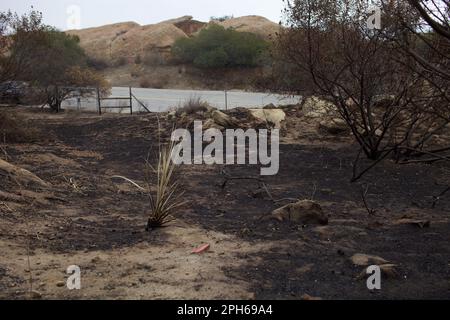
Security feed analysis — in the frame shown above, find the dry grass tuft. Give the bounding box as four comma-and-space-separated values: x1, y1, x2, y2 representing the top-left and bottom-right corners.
176, 96, 210, 116
146, 141, 186, 230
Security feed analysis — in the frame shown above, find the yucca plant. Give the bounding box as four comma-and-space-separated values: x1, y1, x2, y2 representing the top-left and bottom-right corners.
146, 141, 186, 230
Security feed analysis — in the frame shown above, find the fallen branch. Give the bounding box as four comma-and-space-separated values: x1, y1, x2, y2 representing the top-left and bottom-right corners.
399, 147, 450, 164
361, 184, 376, 215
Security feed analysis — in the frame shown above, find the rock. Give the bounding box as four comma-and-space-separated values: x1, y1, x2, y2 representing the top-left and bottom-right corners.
379, 264, 399, 278
167, 110, 176, 119
351, 253, 389, 266
91, 256, 103, 264
372, 95, 396, 108
211, 110, 238, 128
162, 15, 194, 24
203, 118, 224, 131
272, 200, 328, 225
249, 109, 286, 129
357, 264, 399, 279
217, 16, 280, 40
301, 294, 322, 300
313, 226, 333, 238
263, 103, 277, 109
56, 281, 65, 287
251, 188, 266, 199
318, 118, 349, 135
29, 290, 42, 300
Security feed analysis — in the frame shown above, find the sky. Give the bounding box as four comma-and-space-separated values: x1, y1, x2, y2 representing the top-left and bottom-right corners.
0, 0, 286, 30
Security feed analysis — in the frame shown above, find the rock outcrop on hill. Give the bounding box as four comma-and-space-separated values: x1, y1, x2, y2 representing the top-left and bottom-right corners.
216, 15, 280, 39
67, 20, 188, 62
66, 15, 280, 63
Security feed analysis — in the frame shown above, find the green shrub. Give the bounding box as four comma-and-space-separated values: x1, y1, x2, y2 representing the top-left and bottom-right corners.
194, 47, 228, 69
172, 25, 269, 69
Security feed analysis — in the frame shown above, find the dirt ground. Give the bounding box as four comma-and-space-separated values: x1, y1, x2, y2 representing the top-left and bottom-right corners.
103, 64, 265, 91
0, 106, 449, 300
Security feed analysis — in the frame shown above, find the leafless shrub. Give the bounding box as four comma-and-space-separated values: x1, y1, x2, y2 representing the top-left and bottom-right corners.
270, 0, 449, 180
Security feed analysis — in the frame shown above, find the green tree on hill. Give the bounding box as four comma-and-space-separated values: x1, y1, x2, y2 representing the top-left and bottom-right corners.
1, 10, 110, 111
172, 24, 269, 69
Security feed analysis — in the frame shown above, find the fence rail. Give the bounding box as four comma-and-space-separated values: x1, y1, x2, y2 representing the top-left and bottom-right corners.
131, 93, 151, 113
95, 86, 148, 115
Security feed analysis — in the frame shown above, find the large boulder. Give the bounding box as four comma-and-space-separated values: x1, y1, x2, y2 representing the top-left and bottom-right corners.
216, 15, 280, 40
211, 110, 238, 128
203, 118, 225, 131
318, 118, 349, 135
272, 200, 328, 225
249, 109, 286, 129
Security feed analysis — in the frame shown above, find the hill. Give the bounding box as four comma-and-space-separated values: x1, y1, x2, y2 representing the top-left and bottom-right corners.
67, 15, 279, 63
66, 15, 280, 88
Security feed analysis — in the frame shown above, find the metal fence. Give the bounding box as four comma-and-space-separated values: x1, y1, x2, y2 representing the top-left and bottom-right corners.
60, 86, 150, 114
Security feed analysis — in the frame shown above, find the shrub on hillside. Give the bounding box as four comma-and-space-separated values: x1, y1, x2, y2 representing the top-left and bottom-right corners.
172, 25, 269, 69
139, 76, 169, 89
114, 57, 128, 67
143, 50, 167, 66
87, 57, 110, 71
210, 15, 234, 22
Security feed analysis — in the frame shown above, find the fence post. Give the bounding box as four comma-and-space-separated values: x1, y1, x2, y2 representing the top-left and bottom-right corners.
225, 89, 228, 110
129, 86, 133, 115
55, 86, 60, 113
97, 87, 101, 115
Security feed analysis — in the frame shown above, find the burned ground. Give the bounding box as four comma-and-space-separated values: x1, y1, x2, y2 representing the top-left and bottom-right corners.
0, 107, 449, 299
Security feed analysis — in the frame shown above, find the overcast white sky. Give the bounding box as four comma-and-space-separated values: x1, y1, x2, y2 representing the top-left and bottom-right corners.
0, 0, 285, 30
